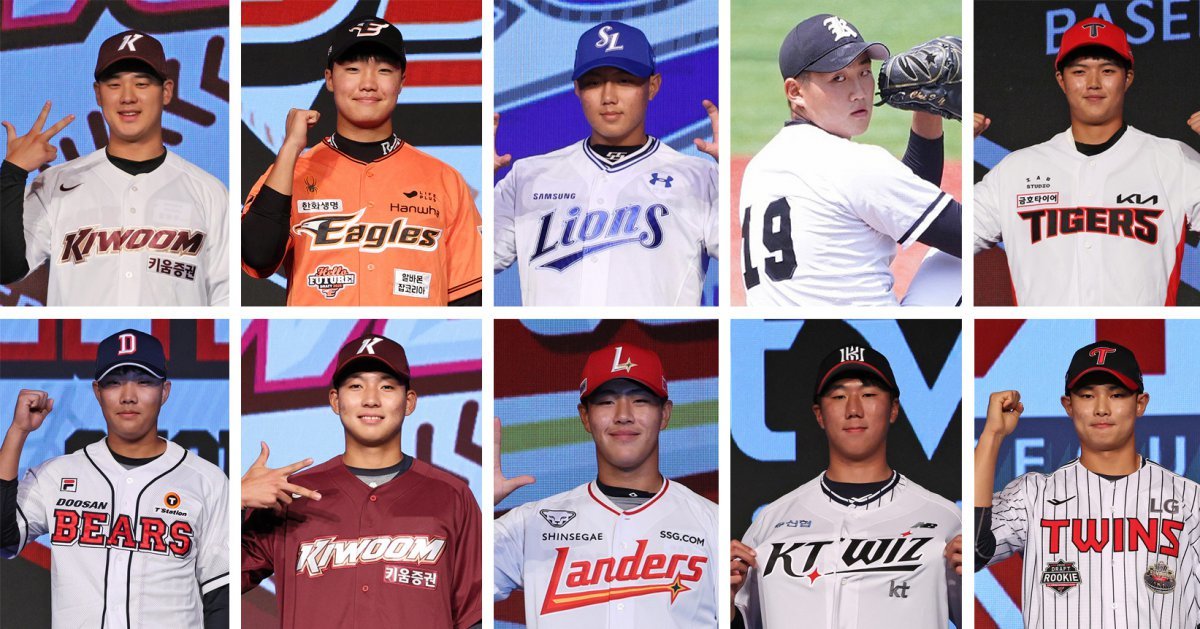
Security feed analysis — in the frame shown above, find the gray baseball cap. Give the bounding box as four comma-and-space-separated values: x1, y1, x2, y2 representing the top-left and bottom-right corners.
779, 14, 889, 78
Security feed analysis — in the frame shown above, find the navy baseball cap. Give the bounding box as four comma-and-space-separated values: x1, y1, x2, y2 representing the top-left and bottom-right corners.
779, 14, 888, 78
1065, 340, 1143, 394
328, 16, 407, 71
813, 345, 899, 402
94, 329, 167, 380
572, 21, 656, 81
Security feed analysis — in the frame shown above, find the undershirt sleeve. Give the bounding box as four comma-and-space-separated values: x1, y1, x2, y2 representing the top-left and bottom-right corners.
240, 185, 292, 277
0, 161, 31, 283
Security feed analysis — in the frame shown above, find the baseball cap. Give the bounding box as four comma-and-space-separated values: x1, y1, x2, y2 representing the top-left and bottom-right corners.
332, 334, 410, 387
94, 30, 169, 81
328, 16, 407, 71
579, 343, 668, 400
572, 21, 656, 81
94, 329, 167, 380
813, 345, 899, 402
1055, 17, 1134, 68
1065, 340, 1143, 394
779, 14, 889, 79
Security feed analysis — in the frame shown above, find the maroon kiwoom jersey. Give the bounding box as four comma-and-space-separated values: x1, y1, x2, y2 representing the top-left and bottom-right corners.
242, 456, 482, 628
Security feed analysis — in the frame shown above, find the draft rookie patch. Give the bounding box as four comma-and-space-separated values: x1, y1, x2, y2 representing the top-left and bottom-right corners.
308, 264, 357, 299
1041, 560, 1081, 595
1144, 561, 1176, 593
393, 268, 431, 299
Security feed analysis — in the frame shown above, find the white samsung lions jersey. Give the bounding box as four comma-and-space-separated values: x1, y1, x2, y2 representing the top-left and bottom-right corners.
735, 473, 962, 629
495, 479, 718, 628
494, 138, 719, 306
22, 149, 230, 306
988, 458, 1200, 629
974, 127, 1200, 306
13, 439, 229, 628
740, 123, 952, 306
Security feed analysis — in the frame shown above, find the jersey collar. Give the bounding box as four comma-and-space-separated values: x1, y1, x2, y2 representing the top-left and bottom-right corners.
582, 136, 660, 173
587, 477, 669, 516
84, 438, 187, 484
819, 470, 900, 508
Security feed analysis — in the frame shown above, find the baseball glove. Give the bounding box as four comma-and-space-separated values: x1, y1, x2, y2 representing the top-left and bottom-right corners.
876, 36, 962, 121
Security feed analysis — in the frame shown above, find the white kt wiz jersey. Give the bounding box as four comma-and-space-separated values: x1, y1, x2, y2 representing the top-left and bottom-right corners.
22, 149, 230, 306
495, 138, 719, 306
974, 127, 1200, 305
735, 473, 962, 629
740, 123, 952, 306
987, 458, 1200, 629
13, 439, 229, 628
495, 479, 718, 628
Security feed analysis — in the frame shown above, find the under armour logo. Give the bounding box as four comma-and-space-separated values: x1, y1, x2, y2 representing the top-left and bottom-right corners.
823, 16, 858, 41
649, 173, 672, 188
118, 333, 138, 356
595, 25, 624, 52
350, 21, 388, 37
357, 337, 383, 355
1081, 22, 1106, 38
839, 346, 865, 362
118, 33, 143, 52
888, 580, 910, 598
1089, 347, 1116, 365
611, 346, 637, 373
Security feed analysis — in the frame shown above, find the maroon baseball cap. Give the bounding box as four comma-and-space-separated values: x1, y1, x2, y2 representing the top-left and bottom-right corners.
813, 345, 899, 402
579, 343, 668, 400
1065, 340, 1143, 394
95, 30, 169, 81
1055, 18, 1133, 69
332, 334, 410, 387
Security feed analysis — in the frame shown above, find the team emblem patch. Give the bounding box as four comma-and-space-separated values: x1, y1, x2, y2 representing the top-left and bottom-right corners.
164, 492, 181, 508
1144, 561, 1176, 593
307, 264, 357, 299
1041, 560, 1081, 595
540, 509, 577, 528
60, 478, 77, 492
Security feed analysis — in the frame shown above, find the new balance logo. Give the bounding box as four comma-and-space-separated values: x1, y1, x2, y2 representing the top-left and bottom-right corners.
1047, 496, 1076, 506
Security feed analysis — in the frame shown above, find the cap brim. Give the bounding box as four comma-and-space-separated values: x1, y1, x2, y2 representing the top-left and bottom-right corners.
95, 56, 165, 81
1067, 367, 1139, 392
572, 58, 654, 81
580, 375, 666, 400
815, 362, 895, 399
806, 41, 889, 73
96, 361, 165, 381
333, 356, 409, 386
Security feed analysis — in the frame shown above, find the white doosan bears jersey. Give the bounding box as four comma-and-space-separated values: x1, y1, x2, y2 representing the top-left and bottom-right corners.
13, 439, 229, 628
740, 123, 952, 306
22, 149, 230, 306
494, 138, 719, 306
974, 127, 1200, 306
987, 458, 1200, 629
735, 473, 962, 629
495, 479, 719, 628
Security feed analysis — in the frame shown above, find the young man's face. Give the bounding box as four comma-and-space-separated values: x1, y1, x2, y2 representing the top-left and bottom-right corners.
93, 71, 172, 145
329, 371, 416, 448
1062, 382, 1147, 453
1056, 56, 1132, 127
579, 379, 671, 475
92, 367, 170, 444
325, 56, 403, 132
813, 377, 897, 461
786, 52, 874, 139
574, 67, 661, 146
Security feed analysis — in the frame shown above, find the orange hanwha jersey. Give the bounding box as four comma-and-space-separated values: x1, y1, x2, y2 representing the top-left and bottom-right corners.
243, 138, 483, 305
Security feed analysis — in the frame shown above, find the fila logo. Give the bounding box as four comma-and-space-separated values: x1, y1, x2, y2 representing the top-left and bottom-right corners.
60, 478, 77, 492
823, 16, 858, 41
595, 25, 624, 52
118, 333, 137, 356
357, 337, 383, 355
1089, 347, 1115, 365
611, 346, 637, 373
350, 21, 388, 37
1116, 193, 1159, 205
118, 33, 143, 52
649, 173, 673, 188
1082, 22, 1106, 38
840, 346, 865, 362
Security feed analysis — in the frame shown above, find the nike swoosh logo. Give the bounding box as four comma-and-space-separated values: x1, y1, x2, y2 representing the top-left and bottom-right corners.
1047, 497, 1076, 506
59, 183, 82, 192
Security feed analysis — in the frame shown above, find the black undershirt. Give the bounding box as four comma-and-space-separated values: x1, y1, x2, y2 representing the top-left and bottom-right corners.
328, 132, 403, 163
106, 149, 167, 176
589, 142, 641, 165
823, 477, 893, 500
1075, 123, 1127, 156
596, 479, 656, 499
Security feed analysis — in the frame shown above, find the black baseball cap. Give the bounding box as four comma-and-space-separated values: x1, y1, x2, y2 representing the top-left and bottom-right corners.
779, 14, 889, 79
94, 329, 167, 380
332, 334, 411, 387
1065, 340, 1143, 394
813, 345, 899, 402
328, 16, 407, 71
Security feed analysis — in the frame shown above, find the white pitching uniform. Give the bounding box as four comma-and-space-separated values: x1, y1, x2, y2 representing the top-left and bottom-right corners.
495, 479, 719, 628
494, 139, 718, 306
986, 458, 1200, 629
21, 149, 229, 306
12, 439, 229, 628
974, 127, 1200, 305
735, 473, 962, 629
740, 123, 953, 306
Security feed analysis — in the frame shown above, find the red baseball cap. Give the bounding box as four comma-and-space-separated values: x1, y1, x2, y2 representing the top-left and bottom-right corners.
579, 343, 668, 400
1055, 18, 1133, 69
332, 334, 410, 387
95, 30, 170, 81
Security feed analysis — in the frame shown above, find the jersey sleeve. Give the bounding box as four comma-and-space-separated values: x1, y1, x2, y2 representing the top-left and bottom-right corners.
240, 508, 278, 593
11, 462, 53, 556
843, 146, 952, 248
240, 166, 294, 279
493, 505, 525, 600
944, 509, 963, 628
1175, 142, 1200, 229
703, 162, 719, 259
733, 516, 764, 629
988, 474, 1032, 566
206, 182, 230, 306
451, 487, 483, 629
444, 168, 484, 301
493, 169, 518, 271
22, 172, 53, 271
973, 166, 1004, 253
197, 473, 230, 594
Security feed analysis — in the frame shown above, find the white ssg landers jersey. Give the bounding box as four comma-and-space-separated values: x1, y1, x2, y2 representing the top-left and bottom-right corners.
494, 479, 718, 628
735, 473, 961, 629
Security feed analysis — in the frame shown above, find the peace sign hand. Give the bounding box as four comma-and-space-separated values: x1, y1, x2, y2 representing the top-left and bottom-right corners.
3, 101, 75, 172
241, 441, 321, 511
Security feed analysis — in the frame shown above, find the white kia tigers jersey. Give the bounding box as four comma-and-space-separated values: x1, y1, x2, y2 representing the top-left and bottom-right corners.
494, 479, 718, 628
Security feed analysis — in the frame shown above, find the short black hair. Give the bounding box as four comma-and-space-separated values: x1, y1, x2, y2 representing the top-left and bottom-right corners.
816, 373, 895, 401
1056, 45, 1131, 73
330, 43, 405, 73
332, 367, 409, 391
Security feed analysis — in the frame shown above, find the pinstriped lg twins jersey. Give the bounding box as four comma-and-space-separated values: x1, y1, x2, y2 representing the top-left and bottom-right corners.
988, 458, 1200, 629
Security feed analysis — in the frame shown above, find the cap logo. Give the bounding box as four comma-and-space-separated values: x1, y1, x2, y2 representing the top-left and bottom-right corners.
840, 346, 865, 362
118, 33, 143, 52
823, 16, 858, 41
1082, 22, 1106, 38
1089, 347, 1116, 365
610, 346, 637, 373
118, 333, 137, 356
595, 25, 625, 52
357, 337, 383, 355
350, 21, 388, 38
